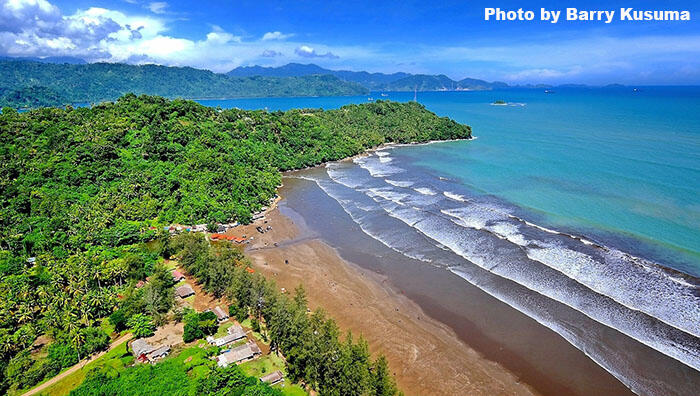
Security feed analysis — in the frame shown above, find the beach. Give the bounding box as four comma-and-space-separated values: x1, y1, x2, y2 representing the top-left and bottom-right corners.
242, 207, 538, 396
227, 174, 644, 396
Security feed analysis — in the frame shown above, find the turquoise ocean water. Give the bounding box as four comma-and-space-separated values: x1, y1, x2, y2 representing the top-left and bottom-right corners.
199, 87, 700, 275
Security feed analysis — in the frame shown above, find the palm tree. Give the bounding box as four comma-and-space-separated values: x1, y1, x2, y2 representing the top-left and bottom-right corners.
71, 329, 85, 362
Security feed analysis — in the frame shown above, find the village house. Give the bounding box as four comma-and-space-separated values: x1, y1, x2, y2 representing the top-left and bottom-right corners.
172, 270, 185, 282
131, 339, 171, 363
192, 224, 207, 232
260, 370, 285, 386
213, 306, 229, 322
227, 323, 247, 339
176, 284, 195, 298
216, 341, 262, 367
206, 333, 238, 347
149, 345, 171, 361
206, 322, 247, 347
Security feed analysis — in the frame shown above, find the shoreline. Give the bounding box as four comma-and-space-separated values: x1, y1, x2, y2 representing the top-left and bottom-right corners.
261, 174, 650, 396
219, 136, 698, 395
241, 205, 540, 396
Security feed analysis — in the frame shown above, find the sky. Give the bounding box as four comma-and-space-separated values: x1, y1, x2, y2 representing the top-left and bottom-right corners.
0, 0, 698, 84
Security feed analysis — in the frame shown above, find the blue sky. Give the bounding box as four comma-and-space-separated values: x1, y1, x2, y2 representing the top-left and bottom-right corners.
1, 0, 698, 84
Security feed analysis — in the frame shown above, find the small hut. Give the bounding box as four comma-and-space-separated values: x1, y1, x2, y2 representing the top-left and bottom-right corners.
176, 284, 195, 298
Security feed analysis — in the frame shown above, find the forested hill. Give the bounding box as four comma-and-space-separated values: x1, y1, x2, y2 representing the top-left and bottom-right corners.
0, 60, 368, 108
0, 93, 470, 262
0, 95, 469, 393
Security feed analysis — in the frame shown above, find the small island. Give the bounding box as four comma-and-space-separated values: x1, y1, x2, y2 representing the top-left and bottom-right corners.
491, 100, 508, 105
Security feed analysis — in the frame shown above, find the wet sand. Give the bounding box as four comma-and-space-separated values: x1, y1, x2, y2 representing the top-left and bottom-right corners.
244, 207, 539, 396
227, 174, 647, 396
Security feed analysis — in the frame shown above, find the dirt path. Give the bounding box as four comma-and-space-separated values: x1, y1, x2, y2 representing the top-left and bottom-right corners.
23, 333, 132, 396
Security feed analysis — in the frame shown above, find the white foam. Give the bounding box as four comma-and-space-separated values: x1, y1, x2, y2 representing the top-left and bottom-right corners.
443, 191, 468, 202
447, 268, 667, 396
523, 219, 561, 235
326, 165, 365, 189
526, 243, 700, 340
413, 187, 437, 196
488, 222, 528, 246
356, 157, 403, 177
366, 188, 409, 205
385, 179, 414, 188
441, 205, 510, 230
378, 156, 392, 163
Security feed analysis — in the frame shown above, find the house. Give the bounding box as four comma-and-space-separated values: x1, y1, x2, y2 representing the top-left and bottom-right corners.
131, 339, 170, 363
131, 339, 154, 362
149, 345, 171, 361
216, 341, 262, 366
206, 333, 239, 347
172, 270, 185, 282
135, 280, 146, 289
260, 371, 284, 385
176, 284, 195, 298
213, 306, 229, 322
227, 323, 246, 340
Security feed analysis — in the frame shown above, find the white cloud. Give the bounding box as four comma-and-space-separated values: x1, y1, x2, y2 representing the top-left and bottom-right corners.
0, 0, 363, 72
261, 31, 293, 41
295, 45, 338, 59
147, 2, 167, 14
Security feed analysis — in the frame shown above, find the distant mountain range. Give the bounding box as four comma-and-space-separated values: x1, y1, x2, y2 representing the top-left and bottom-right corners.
0, 56, 635, 109
0, 59, 367, 108
0, 55, 87, 64
227, 63, 509, 91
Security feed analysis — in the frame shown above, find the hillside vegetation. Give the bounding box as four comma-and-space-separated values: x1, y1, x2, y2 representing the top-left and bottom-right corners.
0, 60, 368, 108
0, 95, 470, 393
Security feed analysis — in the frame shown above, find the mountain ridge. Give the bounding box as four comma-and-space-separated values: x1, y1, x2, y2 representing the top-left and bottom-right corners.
227, 63, 508, 91
0, 60, 368, 108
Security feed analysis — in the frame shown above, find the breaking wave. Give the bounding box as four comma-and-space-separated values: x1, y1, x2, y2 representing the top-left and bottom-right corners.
306, 154, 700, 388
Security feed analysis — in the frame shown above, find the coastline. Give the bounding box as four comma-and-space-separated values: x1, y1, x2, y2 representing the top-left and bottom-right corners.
241, 205, 540, 396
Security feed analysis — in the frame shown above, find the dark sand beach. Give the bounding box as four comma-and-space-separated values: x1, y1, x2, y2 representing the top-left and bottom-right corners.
233, 174, 645, 396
